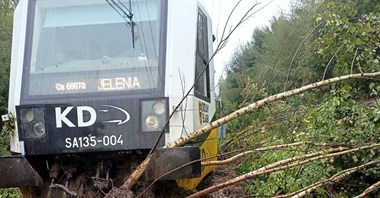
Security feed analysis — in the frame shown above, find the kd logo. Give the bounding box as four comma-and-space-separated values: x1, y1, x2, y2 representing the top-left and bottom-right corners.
55, 106, 96, 128
55, 105, 130, 128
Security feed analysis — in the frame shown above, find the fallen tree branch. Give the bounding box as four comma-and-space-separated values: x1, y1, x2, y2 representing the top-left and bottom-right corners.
146, 0, 259, 164
138, 141, 338, 197
137, 142, 311, 197
204, 142, 307, 166
122, 72, 380, 190
167, 73, 380, 149
187, 143, 380, 197
202, 141, 341, 166
354, 180, 380, 198
49, 183, 78, 197
252, 147, 348, 174
273, 160, 380, 198
221, 108, 309, 152
209, 141, 367, 167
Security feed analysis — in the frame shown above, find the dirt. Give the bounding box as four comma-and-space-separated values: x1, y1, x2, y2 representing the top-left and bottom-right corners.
192, 164, 249, 198
25, 164, 248, 198
105, 187, 134, 198
123, 163, 249, 198
21, 152, 248, 198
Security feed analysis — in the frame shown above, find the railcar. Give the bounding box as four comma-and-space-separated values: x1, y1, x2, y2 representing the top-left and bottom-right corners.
0, 0, 218, 196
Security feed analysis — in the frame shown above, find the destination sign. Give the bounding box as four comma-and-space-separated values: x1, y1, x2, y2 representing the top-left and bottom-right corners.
28, 69, 158, 96
53, 76, 144, 94
98, 77, 141, 91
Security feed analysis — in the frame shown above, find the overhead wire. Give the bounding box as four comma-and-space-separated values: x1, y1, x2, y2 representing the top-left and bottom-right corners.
144, 0, 165, 90
105, 0, 128, 22
116, 0, 133, 17
135, 0, 155, 89
110, 0, 132, 19
144, 0, 158, 57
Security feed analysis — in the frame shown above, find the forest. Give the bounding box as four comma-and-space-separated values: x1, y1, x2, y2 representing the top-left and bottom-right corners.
218, 0, 380, 196
0, 0, 18, 196
0, 0, 380, 197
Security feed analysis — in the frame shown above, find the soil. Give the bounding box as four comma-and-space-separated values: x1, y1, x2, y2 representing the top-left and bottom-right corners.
194, 164, 249, 198
123, 163, 249, 198
21, 152, 248, 198
105, 187, 134, 198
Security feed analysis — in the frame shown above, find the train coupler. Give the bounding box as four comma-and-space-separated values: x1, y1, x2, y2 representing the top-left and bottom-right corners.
145, 146, 201, 181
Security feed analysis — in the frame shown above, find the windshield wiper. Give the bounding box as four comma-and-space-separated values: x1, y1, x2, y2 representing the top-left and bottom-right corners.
105, 0, 136, 48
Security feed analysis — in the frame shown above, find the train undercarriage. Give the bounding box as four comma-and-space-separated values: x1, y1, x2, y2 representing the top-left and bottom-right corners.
4, 149, 201, 197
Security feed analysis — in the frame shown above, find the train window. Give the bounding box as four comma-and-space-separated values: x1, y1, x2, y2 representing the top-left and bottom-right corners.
26, 0, 163, 96
194, 9, 210, 100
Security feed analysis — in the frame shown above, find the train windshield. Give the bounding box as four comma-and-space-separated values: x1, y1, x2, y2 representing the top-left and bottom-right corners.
26, 0, 163, 96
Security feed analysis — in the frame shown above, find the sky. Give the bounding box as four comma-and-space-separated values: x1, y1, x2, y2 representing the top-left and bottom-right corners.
203, 0, 291, 80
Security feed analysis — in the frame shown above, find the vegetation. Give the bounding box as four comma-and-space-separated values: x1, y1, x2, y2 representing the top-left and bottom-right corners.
219, 0, 380, 196
0, 0, 17, 155
0, 1, 21, 197
0, 0, 17, 115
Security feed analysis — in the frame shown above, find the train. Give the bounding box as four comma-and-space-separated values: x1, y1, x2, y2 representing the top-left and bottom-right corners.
0, 0, 218, 197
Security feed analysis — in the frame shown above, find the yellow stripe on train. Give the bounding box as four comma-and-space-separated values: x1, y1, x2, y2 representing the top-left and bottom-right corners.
176, 128, 218, 190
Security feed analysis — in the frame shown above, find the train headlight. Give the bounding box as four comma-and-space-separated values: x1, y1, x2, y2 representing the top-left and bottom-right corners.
33, 122, 46, 137
141, 99, 168, 132
20, 109, 34, 123
18, 107, 47, 139
145, 115, 160, 130
153, 101, 166, 115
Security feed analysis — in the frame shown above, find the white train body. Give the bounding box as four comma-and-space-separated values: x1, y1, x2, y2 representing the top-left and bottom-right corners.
8, 0, 216, 155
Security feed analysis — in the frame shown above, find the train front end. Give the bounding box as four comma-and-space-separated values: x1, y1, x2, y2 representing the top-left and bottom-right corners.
13, 0, 168, 156
0, 0, 218, 194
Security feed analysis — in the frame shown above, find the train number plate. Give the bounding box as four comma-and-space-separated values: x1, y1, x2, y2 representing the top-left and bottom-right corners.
65, 135, 123, 148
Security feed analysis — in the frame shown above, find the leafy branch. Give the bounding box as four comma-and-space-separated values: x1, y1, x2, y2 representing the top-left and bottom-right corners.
188, 143, 380, 197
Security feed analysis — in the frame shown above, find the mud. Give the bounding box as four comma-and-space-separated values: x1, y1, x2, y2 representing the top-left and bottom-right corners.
194, 164, 248, 198
105, 187, 134, 198
20, 151, 248, 198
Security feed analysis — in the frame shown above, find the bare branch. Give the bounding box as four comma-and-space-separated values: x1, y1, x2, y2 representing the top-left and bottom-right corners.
204, 142, 307, 166
241, 1, 273, 24
187, 144, 380, 197
350, 48, 359, 74
122, 2, 262, 190
123, 72, 380, 190
221, 108, 309, 152
49, 183, 78, 197
146, 0, 262, 159
218, 0, 244, 46
204, 141, 345, 166
274, 160, 380, 198
284, 21, 324, 91
322, 43, 346, 80
214, 1, 261, 57
167, 72, 380, 150
137, 141, 335, 197
267, 5, 322, 94
354, 180, 380, 198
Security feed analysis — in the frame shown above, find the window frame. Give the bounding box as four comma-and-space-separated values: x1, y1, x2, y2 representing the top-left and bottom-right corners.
194, 8, 211, 102
20, 0, 168, 104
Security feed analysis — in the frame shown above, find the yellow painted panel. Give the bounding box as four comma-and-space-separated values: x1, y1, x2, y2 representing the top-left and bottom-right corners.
176, 129, 218, 190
